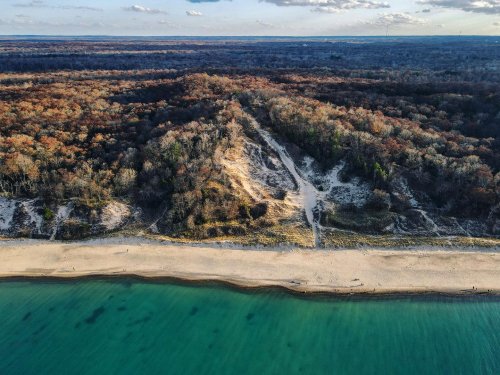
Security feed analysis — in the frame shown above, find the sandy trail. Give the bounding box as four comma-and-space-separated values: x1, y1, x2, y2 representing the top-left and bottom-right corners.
251, 117, 320, 247
0, 239, 499, 295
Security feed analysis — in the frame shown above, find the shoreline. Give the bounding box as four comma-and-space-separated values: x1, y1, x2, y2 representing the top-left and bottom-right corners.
0, 238, 499, 296
3, 274, 500, 299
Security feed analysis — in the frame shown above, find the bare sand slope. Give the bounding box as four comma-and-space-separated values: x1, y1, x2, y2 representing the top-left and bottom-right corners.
0, 240, 499, 295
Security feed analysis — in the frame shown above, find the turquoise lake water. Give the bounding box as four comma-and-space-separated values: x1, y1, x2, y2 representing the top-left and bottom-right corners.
0, 280, 499, 375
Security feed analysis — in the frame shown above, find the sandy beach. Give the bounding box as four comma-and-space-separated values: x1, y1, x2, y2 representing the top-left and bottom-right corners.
0, 239, 499, 295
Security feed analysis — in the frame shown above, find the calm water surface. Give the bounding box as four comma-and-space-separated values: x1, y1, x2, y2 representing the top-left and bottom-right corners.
0, 280, 499, 375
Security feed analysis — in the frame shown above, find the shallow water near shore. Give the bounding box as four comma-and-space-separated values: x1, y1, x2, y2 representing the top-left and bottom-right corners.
0, 280, 499, 375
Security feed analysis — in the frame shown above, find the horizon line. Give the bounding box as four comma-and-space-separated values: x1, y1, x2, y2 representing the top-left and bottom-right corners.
0, 34, 498, 38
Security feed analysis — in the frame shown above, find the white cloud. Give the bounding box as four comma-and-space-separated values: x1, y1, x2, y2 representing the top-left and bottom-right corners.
14, 1, 102, 11
312, 6, 342, 13
366, 12, 427, 26
186, 10, 203, 16
264, 0, 390, 12
417, 0, 500, 15
123, 5, 167, 14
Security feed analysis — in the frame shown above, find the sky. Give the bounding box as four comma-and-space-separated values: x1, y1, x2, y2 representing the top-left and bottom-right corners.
1, 0, 499, 36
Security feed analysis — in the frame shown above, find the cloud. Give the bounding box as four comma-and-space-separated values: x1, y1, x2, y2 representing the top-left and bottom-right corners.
14, 1, 102, 11
417, 0, 500, 15
263, 0, 390, 12
123, 5, 167, 14
0, 17, 106, 28
256, 20, 276, 27
186, 10, 203, 16
13, 0, 43, 7
312, 6, 343, 13
494, 21, 500, 25
158, 19, 180, 28
366, 12, 427, 26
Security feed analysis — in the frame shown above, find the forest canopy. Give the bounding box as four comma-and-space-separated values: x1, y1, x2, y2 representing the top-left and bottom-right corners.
0, 38, 499, 241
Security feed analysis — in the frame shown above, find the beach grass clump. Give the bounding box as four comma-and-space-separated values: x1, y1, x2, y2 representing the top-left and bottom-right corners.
321, 210, 395, 233
139, 221, 313, 248
321, 230, 500, 249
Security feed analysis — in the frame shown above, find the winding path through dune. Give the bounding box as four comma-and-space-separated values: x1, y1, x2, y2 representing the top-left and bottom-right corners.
250, 116, 321, 247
